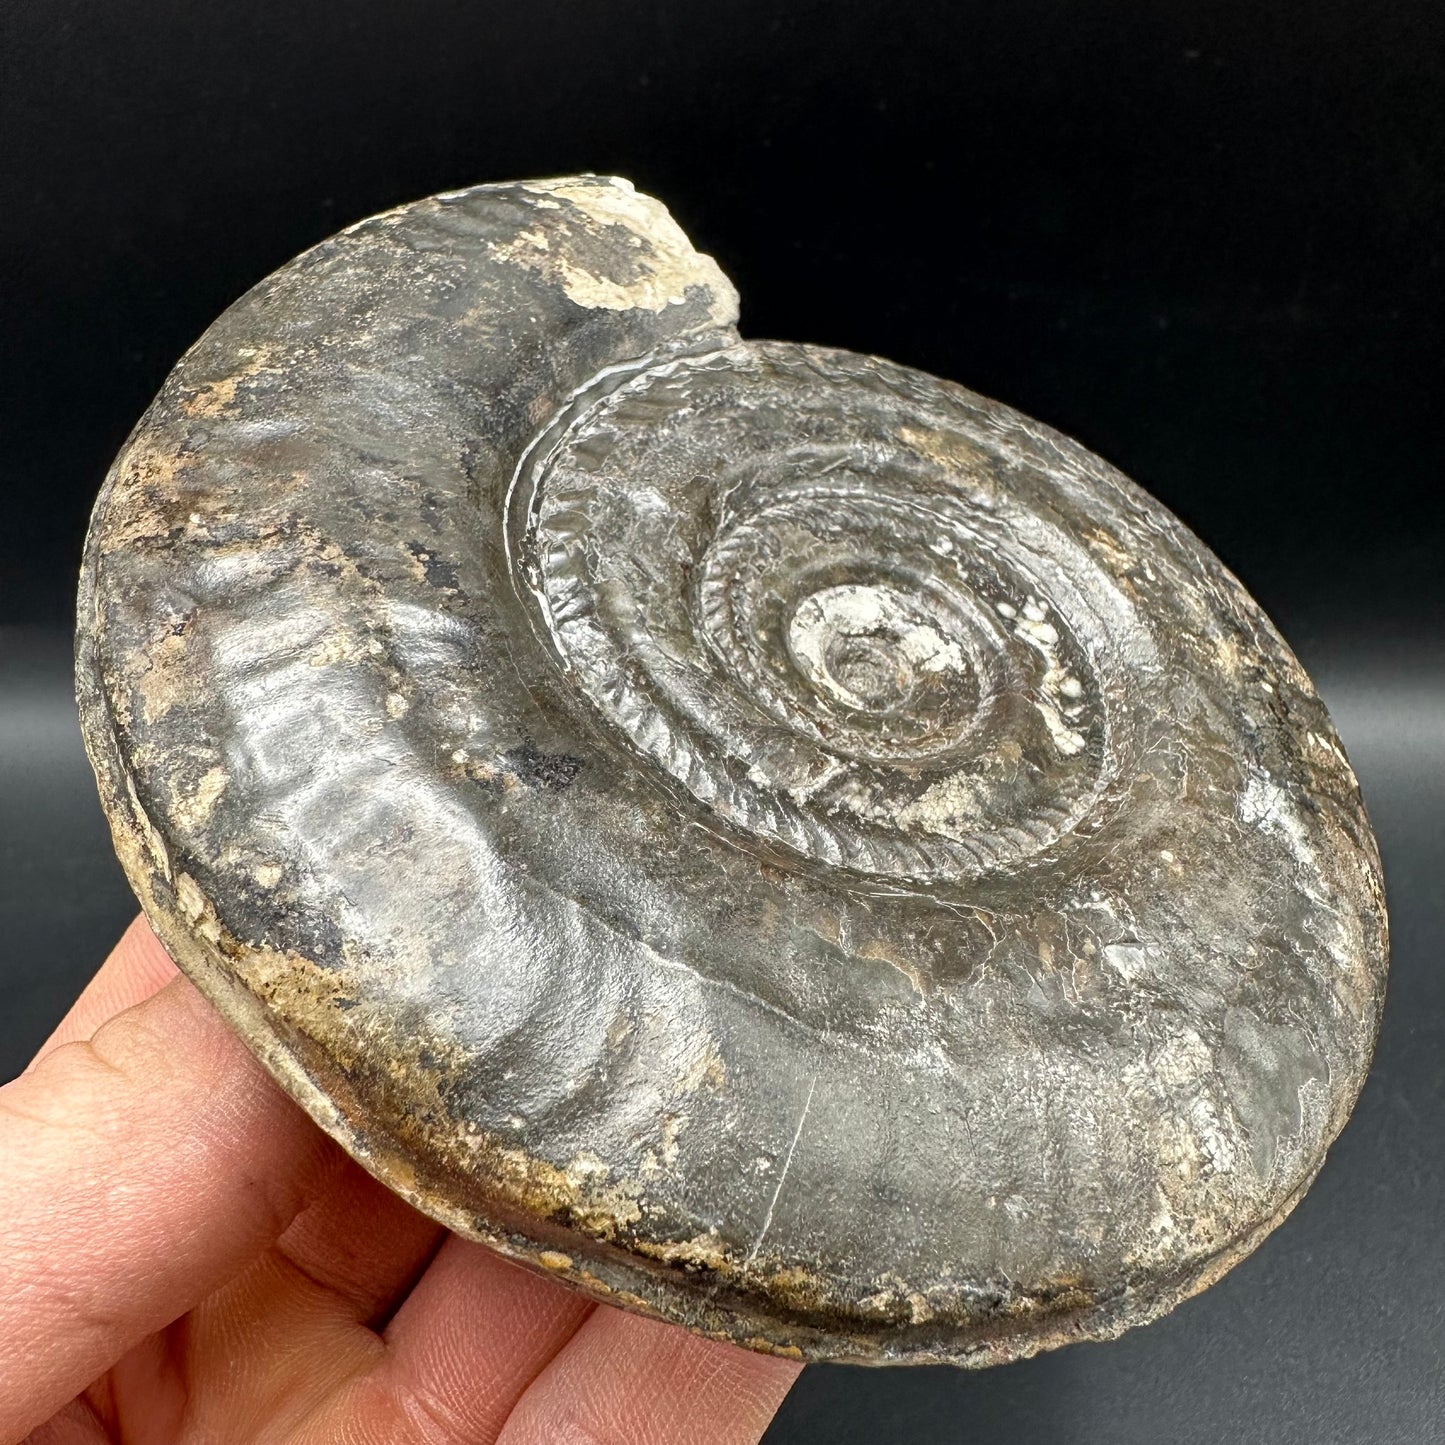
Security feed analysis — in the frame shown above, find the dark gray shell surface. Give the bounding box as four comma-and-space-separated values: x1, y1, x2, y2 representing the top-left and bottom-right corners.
76, 177, 1388, 1366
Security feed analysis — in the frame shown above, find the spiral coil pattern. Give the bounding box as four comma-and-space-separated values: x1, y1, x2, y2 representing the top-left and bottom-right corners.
515, 342, 1144, 882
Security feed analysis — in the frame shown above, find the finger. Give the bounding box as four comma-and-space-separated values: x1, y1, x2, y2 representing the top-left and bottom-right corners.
0, 971, 342, 1442
26, 914, 178, 1070
496, 1307, 802, 1445
158, 1160, 447, 1440
271, 1157, 445, 1326
19, 1395, 109, 1445
300, 1237, 595, 1445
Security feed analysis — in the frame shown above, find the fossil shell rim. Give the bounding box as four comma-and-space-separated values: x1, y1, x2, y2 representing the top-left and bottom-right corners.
76, 176, 1388, 1366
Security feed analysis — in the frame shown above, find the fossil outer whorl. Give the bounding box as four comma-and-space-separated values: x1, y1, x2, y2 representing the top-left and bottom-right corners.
76, 177, 1388, 1366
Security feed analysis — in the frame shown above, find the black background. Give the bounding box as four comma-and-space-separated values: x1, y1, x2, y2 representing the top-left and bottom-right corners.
1, 3, 1441, 1441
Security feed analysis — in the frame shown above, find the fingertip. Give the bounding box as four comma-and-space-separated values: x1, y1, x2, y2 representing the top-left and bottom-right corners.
112, 913, 182, 986
497, 1304, 803, 1444
28, 913, 180, 1069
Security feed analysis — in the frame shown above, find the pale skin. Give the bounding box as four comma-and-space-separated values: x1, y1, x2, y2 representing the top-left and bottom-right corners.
0, 917, 802, 1444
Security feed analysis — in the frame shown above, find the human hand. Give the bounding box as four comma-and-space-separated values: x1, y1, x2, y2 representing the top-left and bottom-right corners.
1, 917, 801, 1443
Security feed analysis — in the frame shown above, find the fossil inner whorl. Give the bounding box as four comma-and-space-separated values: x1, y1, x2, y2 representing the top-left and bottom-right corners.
515, 342, 1136, 882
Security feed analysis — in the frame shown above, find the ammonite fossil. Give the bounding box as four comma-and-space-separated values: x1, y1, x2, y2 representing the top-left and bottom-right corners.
77, 177, 1388, 1365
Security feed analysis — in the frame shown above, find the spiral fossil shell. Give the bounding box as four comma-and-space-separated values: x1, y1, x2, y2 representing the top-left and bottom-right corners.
77, 177, 1388, 1364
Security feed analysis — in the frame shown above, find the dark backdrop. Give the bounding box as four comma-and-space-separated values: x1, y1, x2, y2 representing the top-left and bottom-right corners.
1, 3, 1441, 1441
